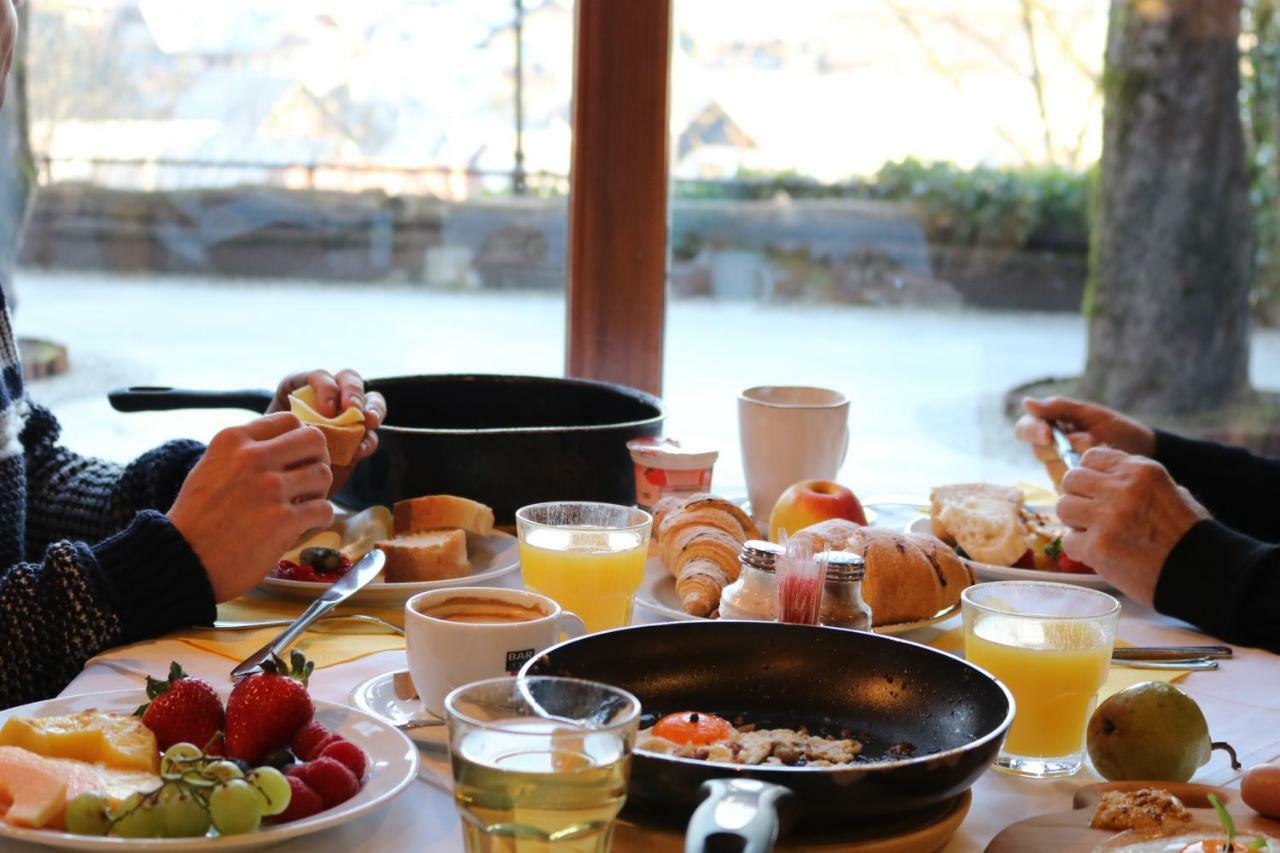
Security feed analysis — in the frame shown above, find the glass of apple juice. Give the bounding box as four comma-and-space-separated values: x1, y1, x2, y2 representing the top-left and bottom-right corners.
446, 676, 642, 853
962, 581, 1120, 778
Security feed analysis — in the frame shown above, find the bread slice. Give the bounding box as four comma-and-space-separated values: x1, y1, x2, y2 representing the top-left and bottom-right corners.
929, 483, 1023, 543
288, 385, 366, 466
937, 496, 1027, 566
393, 495, 495, 537
376, 529, 470, 582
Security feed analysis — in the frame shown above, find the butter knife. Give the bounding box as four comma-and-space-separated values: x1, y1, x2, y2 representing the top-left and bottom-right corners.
1051, 423, 1081, 470
1113, 645, 1233, 661
1112, 658, 1218, 671
230, 548, 386, 680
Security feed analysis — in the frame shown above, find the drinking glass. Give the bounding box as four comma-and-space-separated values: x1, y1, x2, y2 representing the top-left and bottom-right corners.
962, 581, 1120, 778
446, 676, 642, 853
516, 502, 652, 633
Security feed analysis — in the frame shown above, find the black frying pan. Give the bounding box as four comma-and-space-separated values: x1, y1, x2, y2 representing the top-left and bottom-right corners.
108, 374, 665, 523
523, 621, 1013, 851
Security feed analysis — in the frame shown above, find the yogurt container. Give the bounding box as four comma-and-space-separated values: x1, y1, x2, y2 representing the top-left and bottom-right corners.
627, 438, 719, 510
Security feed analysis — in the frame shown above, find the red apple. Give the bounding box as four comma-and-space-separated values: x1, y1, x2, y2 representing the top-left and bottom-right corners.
768, 479, 867, 541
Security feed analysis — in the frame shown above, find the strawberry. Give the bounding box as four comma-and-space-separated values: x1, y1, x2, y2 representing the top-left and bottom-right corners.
319, 739, 367, 778
291, 721, 334, 761
290, 757, 359, 808
275, 775, 324, 823
136, 662, 225, 754
225, 651, 315, 765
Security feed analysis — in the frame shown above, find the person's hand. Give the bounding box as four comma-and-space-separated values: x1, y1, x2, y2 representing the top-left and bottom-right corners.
265, 369, 386, 496
1056, 446, 1209, 606
1015, 396, 1156, 458
168, 412, 335, 602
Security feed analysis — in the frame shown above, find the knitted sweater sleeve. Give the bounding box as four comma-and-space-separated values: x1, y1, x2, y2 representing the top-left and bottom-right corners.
0, 405, 216, 708
21, 405, 206, 556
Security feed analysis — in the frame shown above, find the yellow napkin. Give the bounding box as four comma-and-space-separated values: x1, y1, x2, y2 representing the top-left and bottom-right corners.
928, 628, 1190, 700
169, 594, 405, 669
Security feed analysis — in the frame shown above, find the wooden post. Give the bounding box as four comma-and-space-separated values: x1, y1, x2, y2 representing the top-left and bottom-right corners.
565, 0, 671, 397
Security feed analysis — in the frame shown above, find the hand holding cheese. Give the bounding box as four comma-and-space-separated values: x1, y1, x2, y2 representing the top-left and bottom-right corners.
266, 369, 386, 483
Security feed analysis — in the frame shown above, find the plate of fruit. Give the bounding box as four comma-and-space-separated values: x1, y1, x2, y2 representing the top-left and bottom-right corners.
0, 653, 417, 849
259, 497, 521, 605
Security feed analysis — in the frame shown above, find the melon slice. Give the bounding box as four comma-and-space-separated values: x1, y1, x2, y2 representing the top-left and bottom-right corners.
0, 710, 158, 772
0, 747, 68, 828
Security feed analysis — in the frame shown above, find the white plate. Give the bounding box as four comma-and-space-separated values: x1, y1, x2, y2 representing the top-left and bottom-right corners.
634, 556, 960, 635
0, 690, 419, 851
350, 673, 447, 751
904, 512, 1116, 590
257, 531, 520, 605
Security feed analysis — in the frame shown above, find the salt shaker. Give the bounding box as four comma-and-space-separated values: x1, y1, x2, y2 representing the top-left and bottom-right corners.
818, 551, 872, 630
720, 540, 783, 621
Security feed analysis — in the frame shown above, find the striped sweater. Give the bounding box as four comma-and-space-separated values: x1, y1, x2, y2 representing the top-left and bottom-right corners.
0, 290, 215, 708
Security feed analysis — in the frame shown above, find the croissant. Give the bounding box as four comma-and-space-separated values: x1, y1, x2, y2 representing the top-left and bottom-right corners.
790, 520, 974, 626
652, 494, 757, 617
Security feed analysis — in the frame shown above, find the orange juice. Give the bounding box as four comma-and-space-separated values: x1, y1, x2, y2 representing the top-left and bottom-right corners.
519, 527, 647, 632
966, 617, 1110, 757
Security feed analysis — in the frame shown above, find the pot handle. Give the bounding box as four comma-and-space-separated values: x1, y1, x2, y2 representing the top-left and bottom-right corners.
684, 778, 792, 853
109, 386, 274, 414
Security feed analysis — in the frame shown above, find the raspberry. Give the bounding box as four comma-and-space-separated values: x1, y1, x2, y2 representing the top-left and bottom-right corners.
275, 775, 324, 823
291, 721, 333, 761
292, 757, 359, 808
319, 739, 367, 778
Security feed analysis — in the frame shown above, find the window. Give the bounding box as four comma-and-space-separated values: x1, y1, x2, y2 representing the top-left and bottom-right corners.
14, 0, 574, 461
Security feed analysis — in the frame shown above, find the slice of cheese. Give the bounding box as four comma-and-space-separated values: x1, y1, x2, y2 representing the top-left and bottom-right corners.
289, 385, 364, 427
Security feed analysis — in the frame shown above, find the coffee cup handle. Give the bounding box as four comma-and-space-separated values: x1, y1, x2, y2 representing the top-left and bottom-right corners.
560, 610, 588, 639
840, 427, 849, 467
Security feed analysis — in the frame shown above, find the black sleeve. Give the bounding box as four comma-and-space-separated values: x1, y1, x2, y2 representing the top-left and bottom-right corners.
1154, 519, 1280, 654
0, 511, 217, 709
1154, 430, 1280, 542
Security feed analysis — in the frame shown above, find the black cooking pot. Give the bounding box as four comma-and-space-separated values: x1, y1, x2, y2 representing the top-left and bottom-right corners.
108, 374, 665, 522
523, 621, 1013, 852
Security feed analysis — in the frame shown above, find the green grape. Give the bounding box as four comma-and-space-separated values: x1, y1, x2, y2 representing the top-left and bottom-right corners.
205, 760, 245, 784
113, 798, 164, 839
209, 780, 262, 836
160, 742, 204, 778
247, 766, 292, 817
161, 791, 212, 838
65, 793, 111, 836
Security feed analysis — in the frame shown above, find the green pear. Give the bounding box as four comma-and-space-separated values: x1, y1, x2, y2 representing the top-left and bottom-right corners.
1087, 681, 1238, 782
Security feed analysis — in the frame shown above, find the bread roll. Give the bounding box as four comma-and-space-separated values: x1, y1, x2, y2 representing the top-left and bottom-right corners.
790, 520, 974, 626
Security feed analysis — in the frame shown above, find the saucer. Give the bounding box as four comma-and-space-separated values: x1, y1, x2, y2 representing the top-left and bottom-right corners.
350, 670, 448, 749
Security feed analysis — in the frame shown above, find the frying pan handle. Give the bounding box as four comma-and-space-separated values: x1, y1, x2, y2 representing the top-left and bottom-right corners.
109, 386, 275, 414
684, 778, 792, 853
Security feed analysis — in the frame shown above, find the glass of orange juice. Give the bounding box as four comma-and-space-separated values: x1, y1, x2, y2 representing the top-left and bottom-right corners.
516, 502, 652, 633
962, 581, 1120, 778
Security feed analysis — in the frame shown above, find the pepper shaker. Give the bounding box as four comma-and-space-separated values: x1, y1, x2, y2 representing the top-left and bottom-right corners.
817, 551, 872, 631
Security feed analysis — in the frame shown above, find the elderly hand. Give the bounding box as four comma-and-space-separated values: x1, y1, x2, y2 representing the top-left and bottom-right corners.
266, 369, 387, 496
1056, 446, 1209, 606
168, 412, 334, 602
1015, 396, 1156, 458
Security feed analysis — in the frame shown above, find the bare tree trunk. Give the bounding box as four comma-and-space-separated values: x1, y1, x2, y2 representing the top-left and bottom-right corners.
0, 0, 34, 309
1080, 0, 1253, 416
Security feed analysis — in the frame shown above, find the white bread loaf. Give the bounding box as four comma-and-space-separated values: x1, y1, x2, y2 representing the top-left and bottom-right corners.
393, 495, 495, 537
376, 529, 470, 582
936, 496, 1027, 566
929, 483, 1023, 543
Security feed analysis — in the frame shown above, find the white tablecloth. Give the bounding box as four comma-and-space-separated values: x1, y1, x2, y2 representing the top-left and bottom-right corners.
12, 576, 1280, 852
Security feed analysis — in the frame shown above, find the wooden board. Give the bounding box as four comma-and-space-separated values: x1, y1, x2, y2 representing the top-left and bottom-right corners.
988, 782, 1280, 852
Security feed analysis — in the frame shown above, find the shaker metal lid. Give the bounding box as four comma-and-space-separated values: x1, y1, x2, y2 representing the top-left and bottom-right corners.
740, 539, 785, 571
817, 550, 867, 580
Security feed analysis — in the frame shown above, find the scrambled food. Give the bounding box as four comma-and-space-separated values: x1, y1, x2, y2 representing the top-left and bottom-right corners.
636, 711, 912, 768
1091, 788, 1195, 834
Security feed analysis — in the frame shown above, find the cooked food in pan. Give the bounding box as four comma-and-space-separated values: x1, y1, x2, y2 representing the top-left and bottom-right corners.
635, 711, 915, 769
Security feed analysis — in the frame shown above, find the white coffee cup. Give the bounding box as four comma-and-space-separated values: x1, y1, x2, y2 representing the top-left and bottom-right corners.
405, 586, 585, 718
738, 385, 850, 522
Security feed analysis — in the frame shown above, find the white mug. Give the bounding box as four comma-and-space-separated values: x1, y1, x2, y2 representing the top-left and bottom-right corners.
405, 587, 585, 718
737, 386, 850, 522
